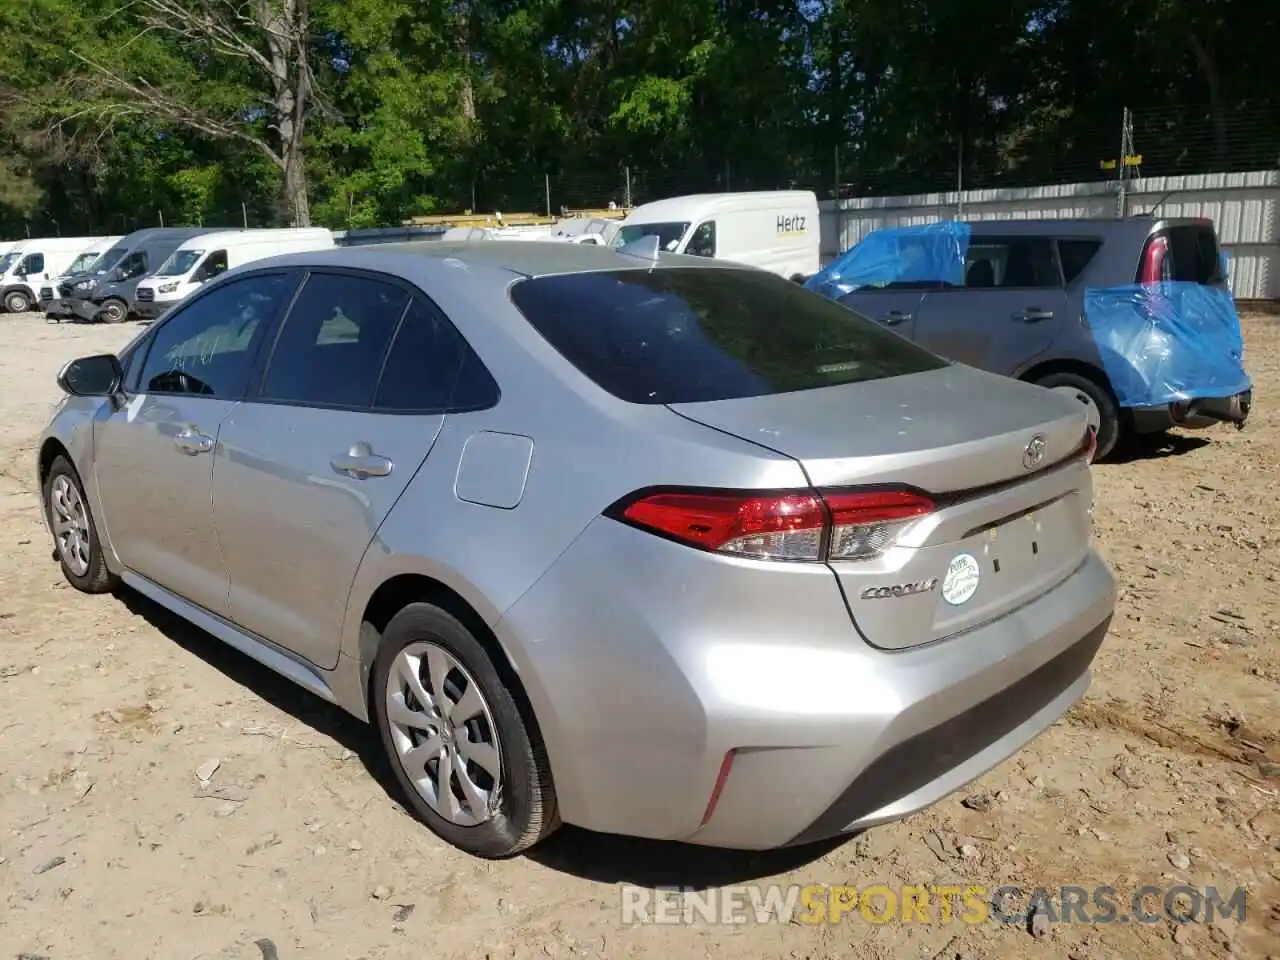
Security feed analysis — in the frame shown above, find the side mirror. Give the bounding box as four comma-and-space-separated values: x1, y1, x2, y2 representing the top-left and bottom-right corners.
57, 353, 123, 397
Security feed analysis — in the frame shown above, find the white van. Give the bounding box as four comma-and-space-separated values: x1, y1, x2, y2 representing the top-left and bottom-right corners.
133, 228, 335, 319
0, 236, 113, 312
615, 191, 820, 280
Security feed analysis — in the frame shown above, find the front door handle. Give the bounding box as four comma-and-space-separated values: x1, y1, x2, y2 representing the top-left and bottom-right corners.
174, 428, 214, 455
330, 442, 393, 479
883, 310, 913, 325
1013, 308, 1055, 323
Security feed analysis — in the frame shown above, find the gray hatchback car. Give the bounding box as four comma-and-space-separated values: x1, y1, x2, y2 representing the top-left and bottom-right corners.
39, 242, 1116, 858
840, 217, 1252, 459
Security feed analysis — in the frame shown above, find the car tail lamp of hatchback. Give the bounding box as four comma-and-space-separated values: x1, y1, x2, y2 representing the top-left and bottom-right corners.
1138, 235, 1170, 284
609, 488, 935, 562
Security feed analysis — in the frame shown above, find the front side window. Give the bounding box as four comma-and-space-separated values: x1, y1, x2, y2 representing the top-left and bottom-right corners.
259, 272, 409, 408
19, 253, 45, 275
962, 238, 1061, 289
685, 221, 717, 258
194, 250, 229, 282
136, 273, 294, 398
509, 268, 948, 405
117, 252, 149, 281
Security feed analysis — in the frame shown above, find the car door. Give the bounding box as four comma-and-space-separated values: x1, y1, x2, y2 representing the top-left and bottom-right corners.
91, 271, 299, 615
838, 282, 934, 340
212, 270, 475, 670
907, 235, 1068, 375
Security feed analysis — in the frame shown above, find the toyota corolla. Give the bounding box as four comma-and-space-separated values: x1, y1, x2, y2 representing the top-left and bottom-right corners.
38, 241, 1115, 858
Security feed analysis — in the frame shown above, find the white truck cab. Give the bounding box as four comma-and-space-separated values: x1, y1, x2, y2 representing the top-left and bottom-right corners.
615, 191, 820, 280
1, 236, 112, 312
133, 227, 335, 319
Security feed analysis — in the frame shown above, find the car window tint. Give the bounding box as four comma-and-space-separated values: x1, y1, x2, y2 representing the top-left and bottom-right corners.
261, 272, 409, 408
962, 239, 1060, 289
1056, 240, 1102, 284
509, 268, 948, 405
374, 298, 499, 411
21, 253, 45, 274
137, 273, 291, 398
1165, 225, 1221, 284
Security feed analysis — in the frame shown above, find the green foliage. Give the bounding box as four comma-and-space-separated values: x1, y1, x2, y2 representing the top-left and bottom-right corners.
0, 0, 1274, 237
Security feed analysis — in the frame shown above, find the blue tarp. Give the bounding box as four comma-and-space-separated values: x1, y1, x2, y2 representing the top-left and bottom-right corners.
805, 221, 971, 299
1084, 282, 1251, 408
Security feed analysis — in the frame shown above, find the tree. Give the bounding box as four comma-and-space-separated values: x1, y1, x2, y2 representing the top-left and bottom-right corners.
66, 0, 325, 225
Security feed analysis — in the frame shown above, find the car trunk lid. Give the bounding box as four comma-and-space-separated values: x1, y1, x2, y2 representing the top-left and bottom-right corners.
668, 365, 1096, 650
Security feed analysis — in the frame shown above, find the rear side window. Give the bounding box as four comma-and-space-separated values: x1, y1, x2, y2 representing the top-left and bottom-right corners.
1056, 240, 1102, 284
508, 268, 947, 405
260, 272, 410, 408
373, 298, 500, 412
961, 238, 1061, 289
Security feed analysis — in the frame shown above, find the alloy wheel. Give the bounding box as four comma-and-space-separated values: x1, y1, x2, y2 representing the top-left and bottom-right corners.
50, 474, 91, 577
384, 641, 503, 826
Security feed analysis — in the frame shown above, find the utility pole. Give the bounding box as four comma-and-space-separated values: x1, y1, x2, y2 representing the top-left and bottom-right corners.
545, 174, 551, 218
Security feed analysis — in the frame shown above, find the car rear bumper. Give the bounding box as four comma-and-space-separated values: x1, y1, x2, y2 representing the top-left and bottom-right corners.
1129, 388, 1252, 434
495, 516, 1116, 850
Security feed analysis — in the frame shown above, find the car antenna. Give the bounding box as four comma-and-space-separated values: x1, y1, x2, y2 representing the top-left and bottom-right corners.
617, 234, 661, 268
1140, 190, 1179, 218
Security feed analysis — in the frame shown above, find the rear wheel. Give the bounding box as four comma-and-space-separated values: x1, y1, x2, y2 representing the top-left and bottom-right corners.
43, 456, 118, 594
98, 298, 128, 324
371, 602, 559, 858
1033, 371, 1120, 461
4, 290, 33, 313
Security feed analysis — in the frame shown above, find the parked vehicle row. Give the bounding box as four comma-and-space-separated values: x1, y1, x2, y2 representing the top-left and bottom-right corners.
39, 227, 338, 324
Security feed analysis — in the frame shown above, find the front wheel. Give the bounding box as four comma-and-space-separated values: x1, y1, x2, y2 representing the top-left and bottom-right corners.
43, 455, 119, 594
1033, 371, 1120, 461
97, 298, 129, 324
372, 603, 560, 858
4, 290, 33, 313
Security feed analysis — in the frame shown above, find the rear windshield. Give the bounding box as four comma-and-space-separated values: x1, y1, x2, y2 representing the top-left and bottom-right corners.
508, 268, 948, 404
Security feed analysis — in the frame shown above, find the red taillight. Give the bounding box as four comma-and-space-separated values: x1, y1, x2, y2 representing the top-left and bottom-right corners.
700, 750, 736, 826
1080, 426, 1098, 464
1138, 235, 1170, 284
612, 487, 934, 562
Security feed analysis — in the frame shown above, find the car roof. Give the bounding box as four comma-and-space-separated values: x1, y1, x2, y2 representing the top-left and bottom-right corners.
255, 239, 750, 279
963, 216, 1212, 238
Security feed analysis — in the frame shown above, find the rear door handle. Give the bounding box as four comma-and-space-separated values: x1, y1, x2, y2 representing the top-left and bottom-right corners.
330, 442, 393, 479
883, 310, 913, 325
1014, 308, 1055, 323
174, 428, 214, 455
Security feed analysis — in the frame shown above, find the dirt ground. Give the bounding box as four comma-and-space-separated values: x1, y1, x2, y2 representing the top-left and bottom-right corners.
1, 312, 1277, 960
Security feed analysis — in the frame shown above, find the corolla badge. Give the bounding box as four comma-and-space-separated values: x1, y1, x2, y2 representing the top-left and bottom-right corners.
1022, 433, 1048, 471
941, 553, 981, 606
860, 578, 938, 600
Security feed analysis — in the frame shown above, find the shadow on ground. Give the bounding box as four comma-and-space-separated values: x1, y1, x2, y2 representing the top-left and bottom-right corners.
115, 587, 844, 887
1109, 431, 1212, 464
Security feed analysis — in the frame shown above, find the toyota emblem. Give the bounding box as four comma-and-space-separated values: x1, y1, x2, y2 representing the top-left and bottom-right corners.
1022, 434, 1048, 471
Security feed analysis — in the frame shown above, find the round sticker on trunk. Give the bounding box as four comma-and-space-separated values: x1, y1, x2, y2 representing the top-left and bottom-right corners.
942, 553, 981, 606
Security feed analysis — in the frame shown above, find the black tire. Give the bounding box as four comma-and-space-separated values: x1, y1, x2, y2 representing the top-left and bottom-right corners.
98, 298, 129, 324
43, 455, 119, 594
1033, 371, 1121, 461
4, 290, 32, 313
371, 602, 559, 858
